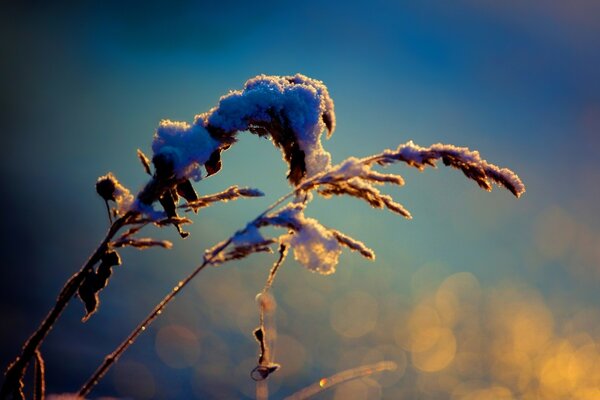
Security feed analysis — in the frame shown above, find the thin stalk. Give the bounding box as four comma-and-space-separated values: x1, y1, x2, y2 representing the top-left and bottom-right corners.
283, 361, 397, 400
0, 212, 135, 400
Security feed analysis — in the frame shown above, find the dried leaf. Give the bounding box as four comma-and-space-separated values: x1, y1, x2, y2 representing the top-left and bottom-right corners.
322, 111, 334, 136
159, 189, 188, 237
205, 149, 223, 176
252, 326, 280, 381
78, 269, 99, 321
254, 327, 266, 365
154, 217, 193, 227
77, 250, 121, 321
176, 179, 198, 202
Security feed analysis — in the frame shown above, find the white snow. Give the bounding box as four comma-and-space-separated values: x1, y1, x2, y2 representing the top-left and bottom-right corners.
151, 119, 221, 181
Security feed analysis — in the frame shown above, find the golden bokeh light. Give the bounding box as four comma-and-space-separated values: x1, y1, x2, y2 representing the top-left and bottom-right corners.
456, 385, 514, 400
412, 327, 457, 372
271, 334, 307, 378
185, 263, 600, 399
332, 377, 382, 400
155, 324, 201, 369
394, 303, 442, 353
435, 272, 481, 327
330, 290, 378, 338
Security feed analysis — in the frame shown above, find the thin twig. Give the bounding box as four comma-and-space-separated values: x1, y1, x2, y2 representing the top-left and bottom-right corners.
0, 212, 135, 400
263, 244, 288, 292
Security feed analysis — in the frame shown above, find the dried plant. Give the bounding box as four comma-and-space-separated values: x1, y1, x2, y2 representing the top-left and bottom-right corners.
1, 74, 524, 400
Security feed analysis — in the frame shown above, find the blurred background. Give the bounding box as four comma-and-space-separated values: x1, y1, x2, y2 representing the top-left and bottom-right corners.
1, 1, 599, 399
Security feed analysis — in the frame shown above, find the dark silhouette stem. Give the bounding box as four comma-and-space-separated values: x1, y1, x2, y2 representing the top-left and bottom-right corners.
0, 212, 134, 400
32, 350, 44, 400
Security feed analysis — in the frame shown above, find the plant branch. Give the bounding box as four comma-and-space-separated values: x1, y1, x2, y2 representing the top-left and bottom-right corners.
77, 188, 303, 397
0, 212, 135, 400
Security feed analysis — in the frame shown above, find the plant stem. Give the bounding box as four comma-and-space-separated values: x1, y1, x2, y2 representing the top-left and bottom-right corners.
0, 212, 134, 400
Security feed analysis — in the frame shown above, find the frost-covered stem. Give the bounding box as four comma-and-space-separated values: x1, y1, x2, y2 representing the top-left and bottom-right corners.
0, 212, 135, 400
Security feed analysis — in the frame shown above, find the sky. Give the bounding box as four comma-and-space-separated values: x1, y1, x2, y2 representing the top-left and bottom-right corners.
1, 1, 599, 399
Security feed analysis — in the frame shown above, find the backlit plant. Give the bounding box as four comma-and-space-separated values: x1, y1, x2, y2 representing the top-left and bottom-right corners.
1, 74, 524, 400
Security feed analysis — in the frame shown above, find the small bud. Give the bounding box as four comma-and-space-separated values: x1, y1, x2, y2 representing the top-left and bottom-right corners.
255, 292, 277, 313
96, 175, 117, 201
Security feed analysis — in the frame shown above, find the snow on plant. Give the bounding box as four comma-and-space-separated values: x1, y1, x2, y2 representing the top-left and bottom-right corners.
1, 74, 524, 400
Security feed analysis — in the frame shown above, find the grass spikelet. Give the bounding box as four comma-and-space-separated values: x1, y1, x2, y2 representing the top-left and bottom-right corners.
330, 230, 375, 260
112, 238, 173, 249
136, 149, 152, 175
183, 185, 265, 211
